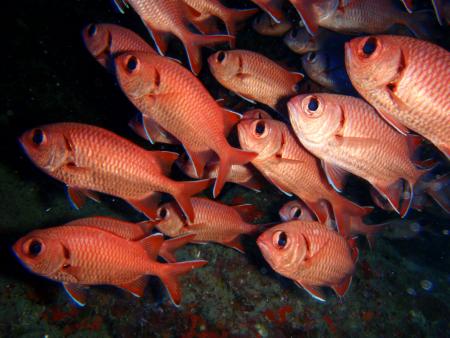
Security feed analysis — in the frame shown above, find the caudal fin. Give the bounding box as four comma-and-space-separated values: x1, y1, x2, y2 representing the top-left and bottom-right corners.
184, 34, 235, 75
159, 260, 207, 306
159, 234, 197, 263
214, 148, 257, 198
222, 8, 259, 46
173, 179, 212, 222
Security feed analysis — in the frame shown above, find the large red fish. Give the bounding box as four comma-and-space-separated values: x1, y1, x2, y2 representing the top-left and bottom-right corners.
208, 49, 303, 112
114, 52, 257, 197
119, 0, 234, 74
155, 197, 260, 256
288, 93, 427, 216
13, 221, 206, 306
19, 123, 210, 222
289, 0, 429, 37
237, 117, 382, 242
345, 35, 450, 158
257, 220, 357, 301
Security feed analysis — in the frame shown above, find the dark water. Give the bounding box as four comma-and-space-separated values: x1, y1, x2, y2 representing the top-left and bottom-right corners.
2, 0, 449, 337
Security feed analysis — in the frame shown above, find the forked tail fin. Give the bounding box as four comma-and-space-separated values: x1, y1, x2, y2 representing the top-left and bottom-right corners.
173, 179, 212, 222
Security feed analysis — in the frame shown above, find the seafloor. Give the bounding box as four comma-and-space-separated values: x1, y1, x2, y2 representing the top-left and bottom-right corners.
2, 0, 449, 337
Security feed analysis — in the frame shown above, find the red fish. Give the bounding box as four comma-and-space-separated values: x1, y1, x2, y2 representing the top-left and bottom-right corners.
155, 197, 261, 256
290, 0, 429, 38
257, 220, 357, 301
114, 52, 257, 197
345, 35, 450, 158
19, 123, 211, 222
13, 221, 206, 306
288, 93, 427, 216
120, 0, 234, 74
237, 117, 383, 243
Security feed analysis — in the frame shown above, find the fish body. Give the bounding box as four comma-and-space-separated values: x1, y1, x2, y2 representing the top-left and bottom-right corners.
257, 220, 356, 301
124, 0, 233, 74
283, 27, 334, 54
289, 93, 423, 216
13, 223, 206, 306
237, 117, 379, 239
290, 0, 427, 37
115, 52, 256, 197
19, 123, 210, 221
208, 50, 303, 111
301, 49, 356, 94
253, 12, 292, 36
345, 35, 450, 158
82, 23, 156, 69
155, 197, 260, 254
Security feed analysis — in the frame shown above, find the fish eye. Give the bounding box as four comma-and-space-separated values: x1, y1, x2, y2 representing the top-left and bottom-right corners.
32, 129, 45, 146
291, 207, 301, 219
254, 121, 266, 136
158, 207, 168, 219
217, 51, 226, 63
307, 52, 316, 63
27, 240, 42, 257
87, 24, 97, 37
273, 231, 288, 248
308, 97, 319, 111
362, 37, 377, 57
126, 56, 138, 73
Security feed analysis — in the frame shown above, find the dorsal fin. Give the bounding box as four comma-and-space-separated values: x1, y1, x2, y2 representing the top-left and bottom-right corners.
140, 233, 164, 260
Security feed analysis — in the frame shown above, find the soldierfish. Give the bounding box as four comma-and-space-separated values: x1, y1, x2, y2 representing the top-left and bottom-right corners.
176, 155, 264, 192
119, 0, 234, 74
181, 0, 259, 46
283, 27, 334, 54
155, 197, 261, 255
252, 12, 292, 37
82, 23, 157, 70
301, 50, 356, 95
19, 123, 210, 222
13, 222, 206, 306
257, 220, 357, 301
288, 93, 426, 216
208, 49, 304, 112
249, 0, 286, 23
237, 117, 383, 242
114, 52, 256, 197
289, 0, 429, 38
345, 35, 450, 158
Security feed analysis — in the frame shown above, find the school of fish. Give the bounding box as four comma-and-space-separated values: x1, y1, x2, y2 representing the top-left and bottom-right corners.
14, 0, 449, 311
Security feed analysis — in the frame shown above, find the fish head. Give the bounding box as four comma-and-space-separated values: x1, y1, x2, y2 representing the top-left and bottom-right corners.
279, 200, 314, 222
208, 51, 241, 82
82, 23, 111, 68
242, 109, 273, 121
257, 221, 307, 275
302, 51, 328, 75
237, 118, 284, 160
19, 125, 73, 173
13, 229, 68, 279
345, 36, 403, 91
155, 202, 186, 237
284, 27, 317, 54
252, 13, 291, 36
288, 93, 343, 146
115, 52, 162, 99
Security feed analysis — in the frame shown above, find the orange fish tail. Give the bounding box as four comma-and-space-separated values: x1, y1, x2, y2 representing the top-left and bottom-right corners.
185, 34, 235, 75
159, 233, 197, 263
159, 260, 208, 306
213, 148, 257, 197
173, 179, 212, 223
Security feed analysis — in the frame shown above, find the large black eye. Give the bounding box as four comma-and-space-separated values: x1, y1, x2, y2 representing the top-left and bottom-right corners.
32, 129, 44, 145
292, 207, 301, 218
87, 24, 97, 37
158, 207, 167, 219
255, 121, 265, 136
217, 51, 225, 63
28, 240, 42, 257
362, 37, 377, 56
307, 52, 316, 63
126, 56, 138, 72
308, 97, 319, 111
278, 232, 287, 247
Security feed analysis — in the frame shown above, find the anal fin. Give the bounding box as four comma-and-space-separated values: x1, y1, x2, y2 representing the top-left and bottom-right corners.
331, 275, 352, 298
223, 237, 245, 253
67, 186, 100, 209
118, 276, 148, 298
127, 192, 161, 220
63, 283, 88, 307
295, 281, 326, 302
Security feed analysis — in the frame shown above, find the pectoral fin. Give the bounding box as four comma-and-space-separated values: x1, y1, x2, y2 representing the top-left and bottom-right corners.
322, 162, 349, 193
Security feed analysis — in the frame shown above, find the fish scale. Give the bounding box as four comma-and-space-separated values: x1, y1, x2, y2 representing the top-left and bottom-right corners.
346, 35, 450, 157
